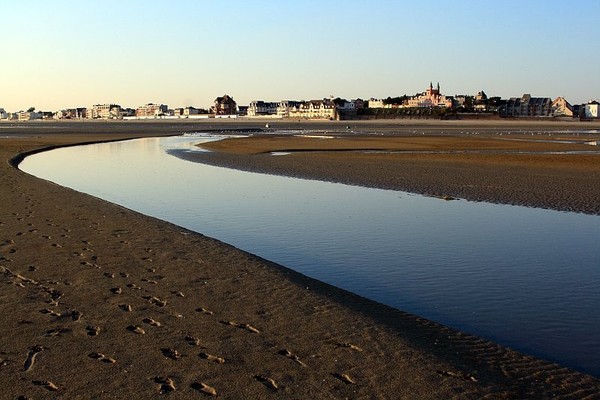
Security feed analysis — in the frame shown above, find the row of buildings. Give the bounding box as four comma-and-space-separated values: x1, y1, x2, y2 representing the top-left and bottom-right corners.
0, 95, 237, 121
2, 84, 599, 121
243, 83, 599, 119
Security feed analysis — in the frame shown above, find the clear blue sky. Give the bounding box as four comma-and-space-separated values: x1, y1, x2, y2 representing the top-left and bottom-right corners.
1, 0, 599, 111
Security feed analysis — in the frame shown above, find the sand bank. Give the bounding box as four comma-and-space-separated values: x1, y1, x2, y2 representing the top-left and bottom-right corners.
193, 132, 600, 215
1, 121, 599, 398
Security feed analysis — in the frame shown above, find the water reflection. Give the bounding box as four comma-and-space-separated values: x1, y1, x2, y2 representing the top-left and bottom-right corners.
19, 136, 600, 376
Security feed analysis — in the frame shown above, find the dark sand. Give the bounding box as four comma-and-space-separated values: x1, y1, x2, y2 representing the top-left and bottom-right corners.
1, 120, 600, 399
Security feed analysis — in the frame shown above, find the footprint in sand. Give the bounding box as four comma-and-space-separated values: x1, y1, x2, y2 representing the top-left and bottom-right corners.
278, 349, 306, 367
110, 287, 122, 295
255, 375, 278, 390
333, 373, 356, 384
46, 288, 64, 301
127, 325, 146, 335
104, 272, 115, 278
88, 352, 116, 364
218, 320, 260, 333
126, 283, 141, 290
337, 342, 363, 352
191, 382, 217, 396
196, 307, 214, 315
239, 323, 260, 333
44, 328, 72, 337
71, 310, 83, 321
119, 272, 129, 278
80, 261, 98, 268
23, 345, 44, 372
86, 325, 100, 336
435, 370, 478, 382
161, 348, 182, 360
144, 296, 167, 307
119, 304, 132, 312
220, 320, 260, 334
142, 318, 161, 327
171, 291, 185, 298
185, 334, 201, 346
154, 376, 176, 394
199, 352, 225, 364
32, 380, 59, 392
39, 308, 61, 317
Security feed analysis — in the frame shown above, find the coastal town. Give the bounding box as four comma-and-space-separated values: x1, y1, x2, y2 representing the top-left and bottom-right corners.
2, 82, 599, 122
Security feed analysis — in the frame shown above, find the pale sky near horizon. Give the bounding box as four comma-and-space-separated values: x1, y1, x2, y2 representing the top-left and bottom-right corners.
1, 0, 599, 111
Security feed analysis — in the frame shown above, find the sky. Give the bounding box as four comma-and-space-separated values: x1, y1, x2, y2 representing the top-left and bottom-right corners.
1, 0, 599, 111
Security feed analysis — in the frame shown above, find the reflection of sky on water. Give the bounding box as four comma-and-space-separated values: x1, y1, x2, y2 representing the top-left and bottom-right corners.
20, 136, 600, 377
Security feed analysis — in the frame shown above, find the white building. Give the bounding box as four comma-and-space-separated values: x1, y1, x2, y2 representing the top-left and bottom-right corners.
135, 103, 167, 118
584, 101, 599, 118
367, 98, 385, 108
276, 101, 302, 118
18, 110, 42, 121
551, 97, 573, 117
288, 99, 337, 119
0, 108, 7, 119
88, 104, 122, 119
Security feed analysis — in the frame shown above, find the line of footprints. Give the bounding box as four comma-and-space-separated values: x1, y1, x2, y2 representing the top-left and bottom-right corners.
3, 234, 368, 396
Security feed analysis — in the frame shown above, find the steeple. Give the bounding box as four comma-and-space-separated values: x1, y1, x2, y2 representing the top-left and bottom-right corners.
437, 82, 440, 92
429, 81, 433, 90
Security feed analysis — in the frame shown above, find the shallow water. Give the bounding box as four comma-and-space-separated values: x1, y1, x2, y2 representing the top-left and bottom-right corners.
20, 135, 600, 376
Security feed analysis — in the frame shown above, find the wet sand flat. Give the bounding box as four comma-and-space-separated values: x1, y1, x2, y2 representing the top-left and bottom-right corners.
195, 130, 600, 215
1, 120, 600, 398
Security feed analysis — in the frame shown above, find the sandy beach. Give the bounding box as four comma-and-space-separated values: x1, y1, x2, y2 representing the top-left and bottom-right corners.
1, 120, 600, 399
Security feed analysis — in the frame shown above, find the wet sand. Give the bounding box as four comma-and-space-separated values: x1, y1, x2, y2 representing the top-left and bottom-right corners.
1, 120, 600, 398
193, 129, 600, 215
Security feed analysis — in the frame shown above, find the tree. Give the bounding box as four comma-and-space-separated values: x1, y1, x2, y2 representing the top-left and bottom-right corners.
27, 107, 35, 113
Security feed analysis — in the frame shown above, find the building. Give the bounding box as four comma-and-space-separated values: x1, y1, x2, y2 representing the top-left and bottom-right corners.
247, 101, 278, 117
135, 103, 168, 118
55, 108, 87, 119
276, 101, 302, 118
406, 82, 453, 108
334, 98, 356, 111
367, 98, 385, 108
498, 94, 552, 117
237, 105, 248, 116
551, 97, 573, 117
288, 99, 337, 119
17, 110, 42, 121
211, 95, 237, 115
88, 104, 122, 119
183, 106, 200, 116
40, 111, 55, 120
584, 101, 600, 118
474, 91, 488, 111
0, 108, 8, 119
